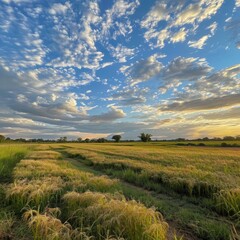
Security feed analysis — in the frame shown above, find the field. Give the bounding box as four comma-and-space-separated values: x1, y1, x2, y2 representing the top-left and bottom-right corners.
0, 142, 239, 240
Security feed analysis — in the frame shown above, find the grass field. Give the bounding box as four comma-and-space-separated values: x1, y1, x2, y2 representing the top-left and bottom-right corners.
0, 142, 239, 239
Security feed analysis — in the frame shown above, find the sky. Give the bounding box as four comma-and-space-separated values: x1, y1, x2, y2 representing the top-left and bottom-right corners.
0, 0, 240, 140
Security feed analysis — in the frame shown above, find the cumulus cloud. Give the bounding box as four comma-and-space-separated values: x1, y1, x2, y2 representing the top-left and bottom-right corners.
161, 57, 212, 81
90, 106, 126, 122
101, 0, 139, 39
173, 0, 224, 26
49, 2, 70, 15
141, 0, 224, 48
170, 28, 188, 43
141, 2, 169, 28
126, 55, 163, 85
109, 87, 148, 106
188, 35, 210, 49
109, 44, 135, 63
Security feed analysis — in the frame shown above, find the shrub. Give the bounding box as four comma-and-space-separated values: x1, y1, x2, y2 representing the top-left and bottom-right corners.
221, 142, 228, 147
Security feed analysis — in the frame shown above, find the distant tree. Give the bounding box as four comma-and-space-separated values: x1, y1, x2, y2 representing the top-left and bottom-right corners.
176, 138, 185, 141
223, 136, 235, 141
58, 136, 67, 142
236, 136, 240, 140
84, 138, 90, 143
0, 135, 6, 142
138, 133, 152, 142
77, 137, 82, 142
97, 138, 107, 143
112, 135, 121, 142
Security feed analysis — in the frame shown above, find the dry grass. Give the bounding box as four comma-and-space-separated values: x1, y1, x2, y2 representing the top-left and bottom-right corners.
27, 150, 61, 160
7, 151, 120, 212
6, 177, 65, 211
6, 148, 168, 239
23, 208, 93, 240
62, 144, 240, 221
63, 191, 168, 240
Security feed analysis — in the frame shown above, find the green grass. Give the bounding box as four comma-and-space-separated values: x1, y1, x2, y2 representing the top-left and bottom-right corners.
0, 145, 31, 181
0, 144, 33, 239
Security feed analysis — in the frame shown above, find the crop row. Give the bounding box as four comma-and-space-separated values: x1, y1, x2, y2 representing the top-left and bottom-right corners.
64, 148, 240, 223
6, 149, 168, 240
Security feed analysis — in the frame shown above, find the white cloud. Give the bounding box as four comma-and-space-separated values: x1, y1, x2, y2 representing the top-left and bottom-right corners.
90, 106, 126, 122
207, 22, 217, 35
162, 57, 212, 82
174, 3, 202, 26
174, 0, 224, 26
141, 0, 223, 49
109, 44, 135, 63
188, 35, 210, 49
171, 28, 188, 43
141, 3, 169, 28
236, 0, 240, 7
49, 2, 70, 15
127, 55, 163, 85
101, 0, 139, 39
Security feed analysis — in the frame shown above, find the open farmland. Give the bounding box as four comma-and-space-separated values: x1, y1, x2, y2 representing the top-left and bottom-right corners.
0, 142, 239, 240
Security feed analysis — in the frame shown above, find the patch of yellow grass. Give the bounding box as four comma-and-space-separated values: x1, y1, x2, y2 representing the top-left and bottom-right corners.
63, 191, 168, 240
6, 177, 65, 211
26, 150, 61, 160
23, 208, 93, 240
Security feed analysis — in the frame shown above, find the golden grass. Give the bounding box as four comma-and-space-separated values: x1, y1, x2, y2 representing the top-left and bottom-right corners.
23, 208, 93, 240
63, 191, 168, 240
62, 144, 240, 221
27, 150, 61, 160
6, 148, 168, 239
7, 151, 120, 211
6, 177, 65, 211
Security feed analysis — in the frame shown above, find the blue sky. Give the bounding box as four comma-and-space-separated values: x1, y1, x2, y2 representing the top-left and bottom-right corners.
0, 0, 239, 140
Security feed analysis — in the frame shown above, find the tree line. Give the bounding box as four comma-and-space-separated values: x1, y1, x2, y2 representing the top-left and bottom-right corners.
0, 134, 240, 143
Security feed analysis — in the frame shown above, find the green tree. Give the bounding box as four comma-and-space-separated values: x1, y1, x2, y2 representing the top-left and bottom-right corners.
77, 137, 82, 142
58, 136, 67, 142
0, 135, 6, 142
138, 133, 152, 142
112, 135, 121, 142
